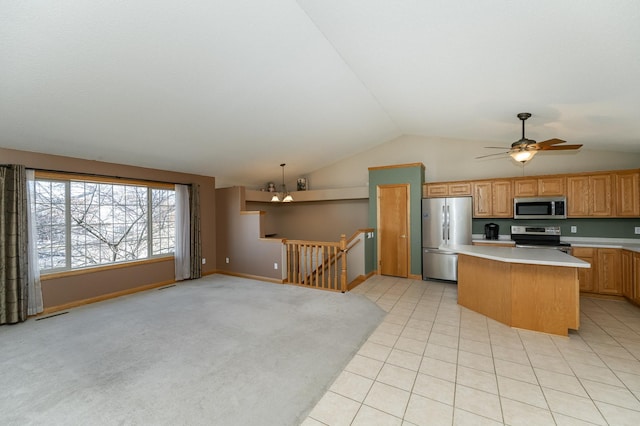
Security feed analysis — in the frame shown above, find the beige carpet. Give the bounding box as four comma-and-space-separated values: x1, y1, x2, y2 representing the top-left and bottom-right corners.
0, 274, 385, 425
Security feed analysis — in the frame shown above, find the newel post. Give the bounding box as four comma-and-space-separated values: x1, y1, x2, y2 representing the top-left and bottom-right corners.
340, 234, 347, 293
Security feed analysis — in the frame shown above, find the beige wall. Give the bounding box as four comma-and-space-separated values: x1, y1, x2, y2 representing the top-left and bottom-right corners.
245, 199, 369, 241
306, 134, 640, 188
1, 147, 216, 309
216, 187, 283, 280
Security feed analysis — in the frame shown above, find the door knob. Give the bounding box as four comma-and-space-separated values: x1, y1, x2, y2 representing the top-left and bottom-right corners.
400, 235, 407, 238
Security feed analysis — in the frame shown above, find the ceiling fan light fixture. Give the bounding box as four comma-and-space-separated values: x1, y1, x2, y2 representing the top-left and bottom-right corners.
511, 149, 536, 163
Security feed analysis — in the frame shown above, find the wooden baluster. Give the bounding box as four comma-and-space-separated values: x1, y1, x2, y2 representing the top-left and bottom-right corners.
340, 234, 347, 293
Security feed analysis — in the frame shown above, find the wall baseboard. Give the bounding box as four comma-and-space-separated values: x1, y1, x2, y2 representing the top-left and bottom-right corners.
214, 270, 285, 284
348, 271, 377, 291
39, 279, 176, 316
409, 273, 422, 280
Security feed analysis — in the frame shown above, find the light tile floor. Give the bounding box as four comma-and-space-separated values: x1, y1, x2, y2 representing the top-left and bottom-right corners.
302, 275, 640, 425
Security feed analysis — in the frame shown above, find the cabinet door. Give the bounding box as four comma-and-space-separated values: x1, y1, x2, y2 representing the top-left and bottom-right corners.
616, 172, 640, 217
492, 180, 513, 217
513, 179, 537, 197
538, 177, 565, 196
590, 174, 613, 216
622, 250, 634, 299
449, 182, 472, 196
567, 176, 590, 217
597, 248, 622, 295
426, 183, 448, 198
573, 247, 596, 293
633, 253, 640, 304
473, 181, 493, 217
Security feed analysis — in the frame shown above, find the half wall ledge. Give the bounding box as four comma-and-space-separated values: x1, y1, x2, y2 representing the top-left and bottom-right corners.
245, 187, 368, 202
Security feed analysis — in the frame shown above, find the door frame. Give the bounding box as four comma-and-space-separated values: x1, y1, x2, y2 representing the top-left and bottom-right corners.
376, 183, 411, 277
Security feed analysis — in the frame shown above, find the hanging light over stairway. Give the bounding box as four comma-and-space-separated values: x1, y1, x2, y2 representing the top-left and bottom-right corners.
271, 163, 293, 202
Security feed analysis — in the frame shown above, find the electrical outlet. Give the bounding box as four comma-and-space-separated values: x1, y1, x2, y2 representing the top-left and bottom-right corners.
202, 258, 206, 265
225, 257, 230, 264
635, 227, 640, 234
274, 262, 278, 270
571, 226, 577, 233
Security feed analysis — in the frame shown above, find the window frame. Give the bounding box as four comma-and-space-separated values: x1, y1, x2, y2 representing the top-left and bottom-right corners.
34, 171, 176, 275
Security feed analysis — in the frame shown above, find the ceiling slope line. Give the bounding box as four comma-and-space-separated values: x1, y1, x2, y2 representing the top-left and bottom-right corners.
295, 1, 403, 137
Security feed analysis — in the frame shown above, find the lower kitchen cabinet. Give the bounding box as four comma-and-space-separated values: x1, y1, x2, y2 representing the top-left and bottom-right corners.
622, 250, 634, 299
597, 248, 622, 295
575, 247, 625, 296
633, 252, 640, 305
573, 247, 596, 293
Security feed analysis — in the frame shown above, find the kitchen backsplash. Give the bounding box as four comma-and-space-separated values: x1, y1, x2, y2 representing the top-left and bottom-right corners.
472, 218, 640, 239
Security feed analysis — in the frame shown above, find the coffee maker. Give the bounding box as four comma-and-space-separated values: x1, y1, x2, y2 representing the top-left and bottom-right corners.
484, 223, 499, 240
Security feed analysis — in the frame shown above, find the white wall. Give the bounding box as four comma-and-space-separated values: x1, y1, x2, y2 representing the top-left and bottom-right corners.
307, 134, 640, 188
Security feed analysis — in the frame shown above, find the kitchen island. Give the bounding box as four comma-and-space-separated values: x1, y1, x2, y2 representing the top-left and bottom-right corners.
450, 245, 590, 336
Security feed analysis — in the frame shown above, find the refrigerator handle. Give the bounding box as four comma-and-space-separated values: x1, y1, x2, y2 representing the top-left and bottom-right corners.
442, 205, 446, 240
447, 205, 451, 241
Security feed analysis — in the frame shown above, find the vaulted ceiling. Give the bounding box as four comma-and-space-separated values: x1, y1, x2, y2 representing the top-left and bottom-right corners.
1, 1, 638, 187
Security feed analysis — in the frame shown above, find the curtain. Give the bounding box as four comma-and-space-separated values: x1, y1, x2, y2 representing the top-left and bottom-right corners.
174, 184, 190, 281
1, 165, 28, 324
189, 183, 202, 279
26, 170, 44, 315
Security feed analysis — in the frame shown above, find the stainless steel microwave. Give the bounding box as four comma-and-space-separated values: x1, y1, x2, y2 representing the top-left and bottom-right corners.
513, 196, 567, 219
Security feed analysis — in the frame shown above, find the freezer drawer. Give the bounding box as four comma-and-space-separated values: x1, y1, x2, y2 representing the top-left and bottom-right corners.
422, 249, 458, 282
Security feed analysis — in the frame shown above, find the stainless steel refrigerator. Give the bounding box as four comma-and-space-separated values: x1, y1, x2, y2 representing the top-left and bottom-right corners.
422, 197, 472, 282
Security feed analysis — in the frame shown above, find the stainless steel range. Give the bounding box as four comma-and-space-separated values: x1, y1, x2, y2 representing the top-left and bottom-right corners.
511, 225, 572, 254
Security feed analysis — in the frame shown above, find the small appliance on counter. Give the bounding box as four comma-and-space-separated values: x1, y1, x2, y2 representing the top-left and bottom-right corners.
484, 223, 499, 240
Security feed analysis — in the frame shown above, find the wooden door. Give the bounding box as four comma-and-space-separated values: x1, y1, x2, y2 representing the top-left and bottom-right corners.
492, 180, 513, 217
378, 184, 409, 277
472, 181, 492, 217
616, 172, 640, 217
567, 176, 589, 217
597, 248, 622, 295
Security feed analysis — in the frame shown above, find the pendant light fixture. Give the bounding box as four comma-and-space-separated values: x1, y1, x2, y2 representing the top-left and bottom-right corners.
271, 163, 293, 202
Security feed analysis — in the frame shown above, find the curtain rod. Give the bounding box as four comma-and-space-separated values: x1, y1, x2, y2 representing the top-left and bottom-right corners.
32, 167, 187, 187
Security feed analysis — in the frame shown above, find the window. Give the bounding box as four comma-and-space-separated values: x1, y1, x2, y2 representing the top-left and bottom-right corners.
34, 173, 175, 272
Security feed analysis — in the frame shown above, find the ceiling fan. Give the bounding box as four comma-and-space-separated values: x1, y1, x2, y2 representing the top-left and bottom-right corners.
477, 113, 583, 163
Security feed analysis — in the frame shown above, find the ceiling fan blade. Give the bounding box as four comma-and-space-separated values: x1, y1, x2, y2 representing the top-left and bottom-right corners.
538, 144, 583, 151
475, 152, 510, 159
533, 138, 565, 148
483, 146, 511, 149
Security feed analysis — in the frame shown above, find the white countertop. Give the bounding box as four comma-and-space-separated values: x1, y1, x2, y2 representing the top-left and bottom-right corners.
446, 244, 591, 268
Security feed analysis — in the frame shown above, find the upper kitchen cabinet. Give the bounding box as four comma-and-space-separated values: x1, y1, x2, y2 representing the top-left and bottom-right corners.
472, 180, 512, 218
513, 177, 565, 197
615, 170, 640, 217
567, 173, 613, 217
424, 181, 472, 198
